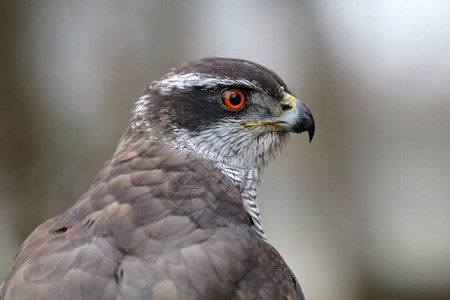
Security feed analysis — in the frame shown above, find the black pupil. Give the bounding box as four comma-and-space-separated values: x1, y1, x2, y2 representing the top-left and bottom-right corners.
229, 92, 241, 106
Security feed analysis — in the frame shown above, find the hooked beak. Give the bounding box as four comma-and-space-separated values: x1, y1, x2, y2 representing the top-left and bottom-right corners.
245, 92, 315, 142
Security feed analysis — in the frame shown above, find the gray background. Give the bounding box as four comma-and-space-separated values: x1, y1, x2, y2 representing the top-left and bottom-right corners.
1, 1, 449, 299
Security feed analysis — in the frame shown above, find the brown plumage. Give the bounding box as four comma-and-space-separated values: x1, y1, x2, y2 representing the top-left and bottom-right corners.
1, 57, 314, 300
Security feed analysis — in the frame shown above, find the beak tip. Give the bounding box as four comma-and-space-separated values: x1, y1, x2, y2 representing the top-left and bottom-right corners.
308, 127, 315, 143
305, 108, 315, 143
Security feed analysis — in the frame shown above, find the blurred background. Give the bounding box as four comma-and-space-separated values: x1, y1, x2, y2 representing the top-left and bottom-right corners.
1, 1, 449, 299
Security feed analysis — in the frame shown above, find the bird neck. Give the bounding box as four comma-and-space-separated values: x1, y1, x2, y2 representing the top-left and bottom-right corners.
215, 162, 267, 240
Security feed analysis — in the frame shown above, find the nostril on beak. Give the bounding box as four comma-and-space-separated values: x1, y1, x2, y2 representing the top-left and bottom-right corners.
281, 104, 292, 111
304, 110, 311, 116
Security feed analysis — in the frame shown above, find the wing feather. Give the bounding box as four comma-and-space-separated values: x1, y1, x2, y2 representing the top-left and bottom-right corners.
1, 142, 303, 300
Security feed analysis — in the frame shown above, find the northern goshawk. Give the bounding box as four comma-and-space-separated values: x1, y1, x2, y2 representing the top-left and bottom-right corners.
1, 57, 315, 300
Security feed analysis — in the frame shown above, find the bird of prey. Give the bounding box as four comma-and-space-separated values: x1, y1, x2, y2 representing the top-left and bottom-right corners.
1, 57, 314, 300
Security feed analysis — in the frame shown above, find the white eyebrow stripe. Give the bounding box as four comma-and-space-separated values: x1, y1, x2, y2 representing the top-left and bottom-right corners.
153, 72, 261, 94
134, 94, 150, 117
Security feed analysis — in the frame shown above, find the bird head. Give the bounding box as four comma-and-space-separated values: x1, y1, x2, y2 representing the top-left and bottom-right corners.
121, 57, 314, 171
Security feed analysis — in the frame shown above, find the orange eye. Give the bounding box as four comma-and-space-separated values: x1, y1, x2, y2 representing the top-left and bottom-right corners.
221, 89, 246, 110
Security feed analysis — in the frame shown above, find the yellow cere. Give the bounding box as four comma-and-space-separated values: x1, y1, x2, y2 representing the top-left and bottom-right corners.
281, 92, 297, 109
